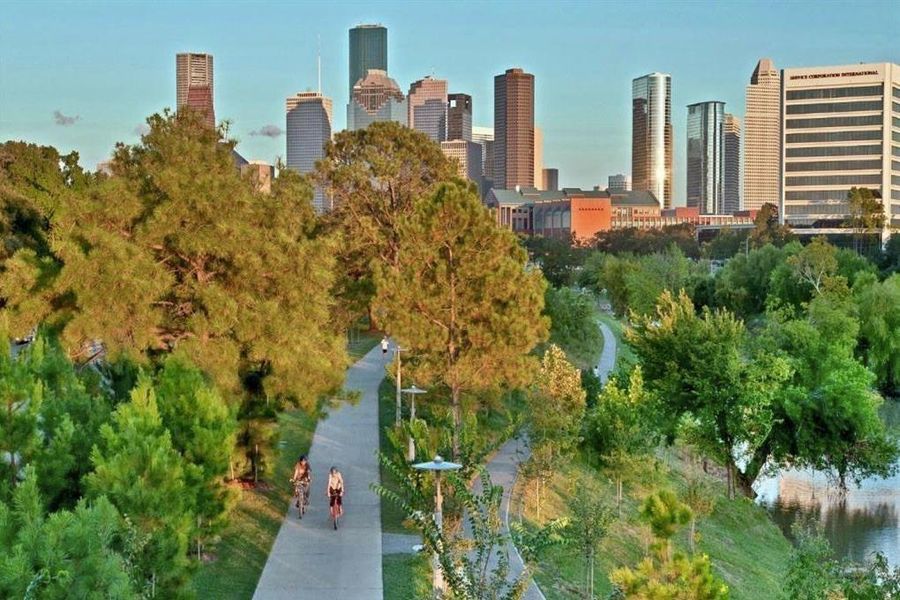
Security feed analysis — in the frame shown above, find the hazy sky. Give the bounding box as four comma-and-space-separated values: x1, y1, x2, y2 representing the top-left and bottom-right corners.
1, 0, 897, 204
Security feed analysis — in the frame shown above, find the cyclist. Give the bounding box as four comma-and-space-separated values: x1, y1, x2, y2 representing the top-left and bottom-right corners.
291, 455, 311, 516
327, 466, 344, 529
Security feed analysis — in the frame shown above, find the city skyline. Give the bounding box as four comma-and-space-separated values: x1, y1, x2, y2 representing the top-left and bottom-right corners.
1, 0, 897, 205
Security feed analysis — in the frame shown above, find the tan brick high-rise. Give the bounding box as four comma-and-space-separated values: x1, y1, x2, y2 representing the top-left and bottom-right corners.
494, 68, 534, 190
176, 53, 215, 128
743, 58, 780, 210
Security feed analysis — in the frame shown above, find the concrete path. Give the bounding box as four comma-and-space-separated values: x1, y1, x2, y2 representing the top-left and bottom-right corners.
479, 319, 619, 599
253, 344, 385, 600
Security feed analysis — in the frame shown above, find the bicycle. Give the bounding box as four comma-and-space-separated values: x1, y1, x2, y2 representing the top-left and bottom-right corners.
329, 489, 343, 530
292, 478, 310, 519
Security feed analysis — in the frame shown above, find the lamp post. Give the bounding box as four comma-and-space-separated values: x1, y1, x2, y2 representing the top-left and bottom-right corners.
413, 455, 462, 598
394, 345, 406, 426
401, 385, 427, 461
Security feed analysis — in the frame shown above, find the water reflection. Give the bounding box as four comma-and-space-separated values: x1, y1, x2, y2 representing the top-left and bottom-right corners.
755, 402, 900, 566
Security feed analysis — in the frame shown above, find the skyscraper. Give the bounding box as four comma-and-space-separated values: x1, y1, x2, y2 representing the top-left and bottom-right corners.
286, 91, 333, 212
447, 93, 472, 141
347, 70, 407, 131
632, 72, 672, 208
534, 126, 544, 189
743, 58, 781, 211
176, 53, 215, 128
608, 174, 632, 192
723, 114, 742, 214
408, 76, 448, 142
349, 25, 387, 100
686, 101, 725, 214
441, 140, 483, 194
473, 126, 495, 189
542, 168, 559, 192
781, 62, 900, 230
494, 68, 535, 190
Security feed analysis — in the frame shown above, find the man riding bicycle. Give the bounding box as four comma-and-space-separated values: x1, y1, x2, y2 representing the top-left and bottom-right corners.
291, 455, 311, 517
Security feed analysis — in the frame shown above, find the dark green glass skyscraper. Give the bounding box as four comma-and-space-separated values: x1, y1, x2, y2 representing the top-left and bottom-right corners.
349, 24, 387, 100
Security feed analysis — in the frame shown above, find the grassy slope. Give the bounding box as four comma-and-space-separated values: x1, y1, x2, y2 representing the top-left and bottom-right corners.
517, 448, 791, 599
383, 553, 431, 600
191, 409, 316, 598
192, 333, 380, 598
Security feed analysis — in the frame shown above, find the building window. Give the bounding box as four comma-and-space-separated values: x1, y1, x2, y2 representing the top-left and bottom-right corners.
785, 100, 882, 115
786, 174, 882, 186
786, 190, 852, 201
786, 145, 881, 158
785, 159, 882, 172
786, 115, 882, 129
787, 130, 882, 143
786, 85, 882, 101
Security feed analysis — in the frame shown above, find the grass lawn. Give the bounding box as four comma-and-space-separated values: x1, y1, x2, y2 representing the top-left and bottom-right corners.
190, 409, 316, 598
383, 552, 431, 600
516, 447, 791, 599
348, 329, 381, 362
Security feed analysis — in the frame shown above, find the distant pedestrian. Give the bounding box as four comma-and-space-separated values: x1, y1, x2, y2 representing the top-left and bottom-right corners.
381, 336, 389, 355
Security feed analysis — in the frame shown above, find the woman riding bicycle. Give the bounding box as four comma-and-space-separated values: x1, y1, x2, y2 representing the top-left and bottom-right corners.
327, 466, 344, 529
291, 455, 311, 512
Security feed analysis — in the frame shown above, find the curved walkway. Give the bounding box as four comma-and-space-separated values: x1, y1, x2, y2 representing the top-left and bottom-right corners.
481, 320, 618, 599
253, 344, 385, 600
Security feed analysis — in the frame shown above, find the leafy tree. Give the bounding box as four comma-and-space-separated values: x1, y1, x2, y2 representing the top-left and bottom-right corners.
786, 237, 838, 296
523, 234, 585, 288
639, 489, 692, 559
0, 469, 136, 599
0, 332, 42, 499
780, 523, 843, 600
594, 224, 700, 259
317, 121, 457, 327
714, 244, 787, 318
627, 291, 791, 497
749, 202, 793, 248
543, 286, 603, 370
624, 246, 708, 317
703, 227, 749, 260
590, 253, 639, 316
844, 187, 885, 257
879, 233, 900, 276
374, 181, 548, 457
856, 274, 900, 392
563, 484, 612, 599
524, 345, 586, 520
584, 367, 656, 513
85, 380, 193, 598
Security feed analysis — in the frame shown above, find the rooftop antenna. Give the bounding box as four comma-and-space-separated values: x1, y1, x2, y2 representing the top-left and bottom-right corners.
317, 35, 322, 95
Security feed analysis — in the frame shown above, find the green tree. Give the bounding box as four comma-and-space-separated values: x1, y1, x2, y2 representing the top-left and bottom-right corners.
374, 181, 548, 457
85, 380, 193, 598
749, 202, 793, 248
844, 187, 885, 257
856, 274, 900, 392
627, 291, 791, 497
624, 246, 708, 317
786, 237, 838, 296
714, 244, 787, 318
594, 224, 700, 258
703, 227, 749, 260
317, 121, 457, 327
543, 287, 603, 370
682, 474, 716, 554
524, 345, 586, 520
592, 253, 640, 316
563, 484, 612, 599
0, 332, 42, 498
639, 489, 692, 559
584, 367, 656, 513
0, 469, 136, 599
523, 234, 585, 288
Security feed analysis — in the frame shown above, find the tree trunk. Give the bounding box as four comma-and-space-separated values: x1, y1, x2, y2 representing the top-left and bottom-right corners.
451, 385, 461, 459
616, 477, 623, 517
589, 548, 595, 599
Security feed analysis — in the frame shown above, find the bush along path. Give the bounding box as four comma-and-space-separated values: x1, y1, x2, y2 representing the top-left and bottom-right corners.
478, 321, 619, 599
253, 344, 385, 600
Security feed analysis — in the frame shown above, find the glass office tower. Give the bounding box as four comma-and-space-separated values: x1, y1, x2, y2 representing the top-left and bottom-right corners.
632, 73, 673, 208
686, 101, 725, 214
349, 24, 387, 100
286, 92, 333, 212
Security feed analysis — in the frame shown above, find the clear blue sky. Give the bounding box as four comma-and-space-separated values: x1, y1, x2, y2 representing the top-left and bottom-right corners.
1, 0, 897, 204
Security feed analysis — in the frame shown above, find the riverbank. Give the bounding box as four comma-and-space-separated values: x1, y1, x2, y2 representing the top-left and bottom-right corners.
515, 446, 792, 599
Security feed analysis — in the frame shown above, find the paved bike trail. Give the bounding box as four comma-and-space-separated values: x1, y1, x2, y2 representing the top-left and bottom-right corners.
479, 320, 618, 599
253, 344, 385, 600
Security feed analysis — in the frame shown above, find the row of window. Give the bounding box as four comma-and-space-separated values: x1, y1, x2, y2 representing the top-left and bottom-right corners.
894, 102, 900, 114
785, 100, 882, 115
786, 174, 882, 186
786, 115, 882, 129
895, 87, 900, 99
895, 160, 900, 171
894, 175, 900, 186
786, 85, 882, 101
894, 189, 900, 200
785, 190, 854, 201
786, 129, 881, 143
895, 117, 900, 129
785, 159, 882, 172
784, 203, 848, 215
786, 145, 881, 158
895, 131, 900, 143
895, 146, 900, 157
